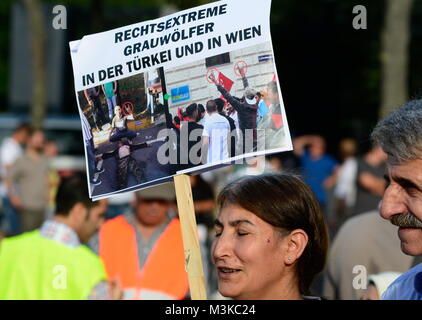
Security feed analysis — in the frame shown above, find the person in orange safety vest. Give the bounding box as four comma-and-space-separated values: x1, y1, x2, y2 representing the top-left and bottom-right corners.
98, 182, 189, 299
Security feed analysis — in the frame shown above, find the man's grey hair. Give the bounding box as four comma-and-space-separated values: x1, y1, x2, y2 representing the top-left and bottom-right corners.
371, 99, 422, 165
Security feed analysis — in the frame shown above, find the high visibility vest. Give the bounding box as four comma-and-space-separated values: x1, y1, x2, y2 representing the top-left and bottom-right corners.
99, 215, 189, 300
0, 231, 106, 300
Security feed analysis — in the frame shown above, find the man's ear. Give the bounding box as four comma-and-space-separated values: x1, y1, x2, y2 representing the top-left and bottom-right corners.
284, 229, 308, 265
68, 202, 88, 226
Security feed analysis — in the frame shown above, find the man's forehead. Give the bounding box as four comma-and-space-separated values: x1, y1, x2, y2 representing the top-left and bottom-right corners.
387, 159, 422, 181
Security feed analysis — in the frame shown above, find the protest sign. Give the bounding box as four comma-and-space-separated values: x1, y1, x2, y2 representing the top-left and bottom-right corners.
70, 0, 292, 200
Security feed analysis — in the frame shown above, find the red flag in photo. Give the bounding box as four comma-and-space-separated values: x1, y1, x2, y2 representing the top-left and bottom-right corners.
218, 72, 234, 92
217, 71, 234, 103
272, 73, 277, 82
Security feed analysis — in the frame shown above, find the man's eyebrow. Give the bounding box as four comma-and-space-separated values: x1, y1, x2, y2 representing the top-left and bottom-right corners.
392, 176, 422, 192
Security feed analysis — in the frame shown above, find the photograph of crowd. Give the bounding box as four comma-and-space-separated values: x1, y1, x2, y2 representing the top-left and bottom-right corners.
77, 42, 290, 199
165, 41, 289, 173
77, 68, 171, 197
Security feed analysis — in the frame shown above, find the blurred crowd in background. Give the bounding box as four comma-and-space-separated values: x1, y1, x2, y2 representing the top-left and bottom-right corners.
0, 0, 420, 300
0, 120, 406, 300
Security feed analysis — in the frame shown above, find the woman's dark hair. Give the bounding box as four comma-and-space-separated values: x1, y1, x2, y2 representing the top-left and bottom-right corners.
217, 173, 329, 295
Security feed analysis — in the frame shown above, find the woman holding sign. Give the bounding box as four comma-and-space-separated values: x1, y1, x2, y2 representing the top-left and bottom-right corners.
212, 173, 328, 300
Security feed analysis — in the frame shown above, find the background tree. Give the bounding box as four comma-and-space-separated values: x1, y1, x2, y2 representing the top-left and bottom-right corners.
379, 0, 414, 118
23, 0, 46, 129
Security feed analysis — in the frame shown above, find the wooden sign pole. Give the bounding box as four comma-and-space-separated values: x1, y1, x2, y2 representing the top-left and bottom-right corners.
173, 174, 208, 300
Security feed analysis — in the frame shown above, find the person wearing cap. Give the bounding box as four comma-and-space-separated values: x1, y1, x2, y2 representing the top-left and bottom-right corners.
98, 183, 189, 299
209, 67, 257, 154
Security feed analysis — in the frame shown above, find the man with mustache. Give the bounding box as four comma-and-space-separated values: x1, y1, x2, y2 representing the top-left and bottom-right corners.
371, 99, 422, 299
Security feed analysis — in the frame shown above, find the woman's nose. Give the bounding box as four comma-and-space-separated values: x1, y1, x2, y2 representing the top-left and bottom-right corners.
212, 232, 232, 262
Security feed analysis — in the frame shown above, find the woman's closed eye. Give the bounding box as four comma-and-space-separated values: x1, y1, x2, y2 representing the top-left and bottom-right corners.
214, 230, 250, 237
237, 230, 250, 236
